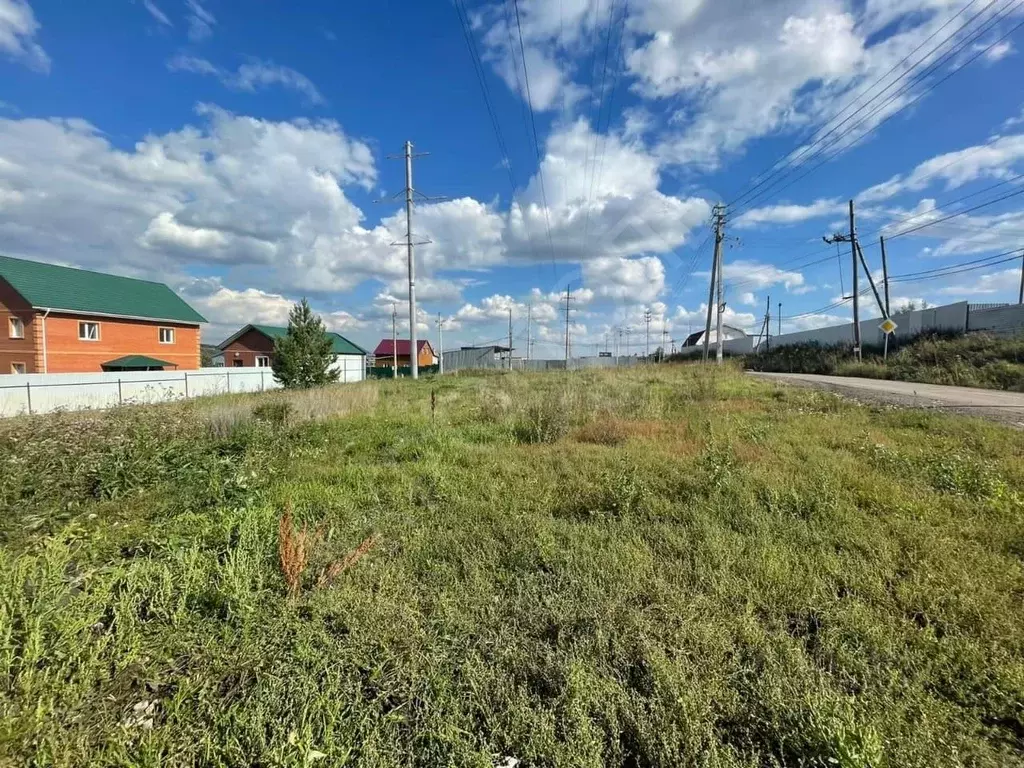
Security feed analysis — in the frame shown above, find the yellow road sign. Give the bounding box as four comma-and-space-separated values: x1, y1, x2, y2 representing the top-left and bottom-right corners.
879, 318, 898, 335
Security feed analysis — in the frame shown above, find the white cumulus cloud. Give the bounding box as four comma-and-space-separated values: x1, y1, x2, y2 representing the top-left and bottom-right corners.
0, 0, 49, 71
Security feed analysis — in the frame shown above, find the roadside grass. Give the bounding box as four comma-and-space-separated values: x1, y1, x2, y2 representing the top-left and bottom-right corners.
2, 366, 1024, 766
747, 332, 1024, 391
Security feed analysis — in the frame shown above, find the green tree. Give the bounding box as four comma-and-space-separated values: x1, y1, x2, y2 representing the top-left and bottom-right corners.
271, 299, 340, 389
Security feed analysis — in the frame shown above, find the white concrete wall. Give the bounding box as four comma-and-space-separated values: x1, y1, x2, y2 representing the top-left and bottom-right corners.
0, 353, 366, 417
968, 304, 1024, 335
768, 302, 969, 350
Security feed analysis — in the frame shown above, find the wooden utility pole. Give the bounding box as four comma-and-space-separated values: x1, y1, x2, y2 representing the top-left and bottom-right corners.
777, 302, 782, 337
1018, 249, 1024, 304
881, 236, 891, 363
849, 199, 861, 361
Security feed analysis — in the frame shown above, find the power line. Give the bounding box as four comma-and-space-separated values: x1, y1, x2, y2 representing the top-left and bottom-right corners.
511, 0, 558, 264
452, 0, 517, 194
583, 0, 628, 243
888, 248, 1024, 280
727, 0, 989, 211
887, 186, 1024, 238
729, 0, 1022, 216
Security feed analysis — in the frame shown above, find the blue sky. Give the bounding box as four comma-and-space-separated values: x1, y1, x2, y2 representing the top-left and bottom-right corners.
0, 0, 1022, 355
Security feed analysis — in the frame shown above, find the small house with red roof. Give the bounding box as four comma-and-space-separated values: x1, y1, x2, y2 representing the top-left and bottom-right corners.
373, 339, 436, 369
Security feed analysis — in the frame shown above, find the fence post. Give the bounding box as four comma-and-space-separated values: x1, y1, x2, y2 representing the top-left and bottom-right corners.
184, 372, 189, 399
260, 369, 265, 392
226, 370, 231, 394
118, 378, 123, 405
25, 381, 32, 415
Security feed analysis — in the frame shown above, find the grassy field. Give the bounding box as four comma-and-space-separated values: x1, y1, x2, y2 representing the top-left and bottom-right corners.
746, 332, 1024, 391
2, 366, 1024, 767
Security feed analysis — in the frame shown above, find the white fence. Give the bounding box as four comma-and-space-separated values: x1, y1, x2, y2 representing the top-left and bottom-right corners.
0, 362, 364, 417
443, 349, 645, 373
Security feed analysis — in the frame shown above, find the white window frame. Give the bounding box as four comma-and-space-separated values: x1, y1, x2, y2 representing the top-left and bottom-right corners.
78, 321, 100, 341
255, 355, 271, 368
158, 327, 175, 344
11, 362, 26, 374
8, 316, 24, 339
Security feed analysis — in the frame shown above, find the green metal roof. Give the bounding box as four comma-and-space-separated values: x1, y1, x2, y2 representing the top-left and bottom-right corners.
102, 355, 176, 370
0, 254, 207, 324
224, 324, 367, 356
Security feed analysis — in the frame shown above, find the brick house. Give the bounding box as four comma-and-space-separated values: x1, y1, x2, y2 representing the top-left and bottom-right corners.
0, 254, 206, 374
217, 324, 367, 379
372, 339, 436, 369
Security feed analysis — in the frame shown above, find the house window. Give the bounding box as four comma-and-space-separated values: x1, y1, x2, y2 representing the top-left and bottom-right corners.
255, 355, 270, 368
78, 321, 100, 341
11, 362, 26, 374
8, 317, 24, 339
159, 327, 175, 344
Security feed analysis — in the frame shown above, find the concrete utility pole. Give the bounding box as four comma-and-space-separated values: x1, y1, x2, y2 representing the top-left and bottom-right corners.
778, 302, 782, 337
702, 210, 720, 363
766, 295, 772, 352
626, 328, 631, 357
391, 303, 398, 378
712, 204, 727, 364
661, 327, 669, 362
507, 307, 513, 370
402, 141, 420, 378
526, 303, 532, 361
437, 312, 444, 375
849, 199, 861, 361
644, 309, 652, 360
563, 284, 572, 363
1018, 249, 1024, 304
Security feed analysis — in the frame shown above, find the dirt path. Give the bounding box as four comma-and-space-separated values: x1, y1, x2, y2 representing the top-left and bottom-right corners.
749, 371, 1024, 428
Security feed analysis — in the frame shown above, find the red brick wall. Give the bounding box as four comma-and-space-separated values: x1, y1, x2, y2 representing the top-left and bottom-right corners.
221, 328, 275, 367
43, 313, 201, 372
0, 279, 38, 374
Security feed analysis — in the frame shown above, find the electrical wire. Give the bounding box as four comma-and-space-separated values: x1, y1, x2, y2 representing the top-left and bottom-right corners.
886, 187, 1024, 238
727, 0, 989, 211
511, 0, 558, 265
453, 0, 516, 194
729, 0, 1023, 217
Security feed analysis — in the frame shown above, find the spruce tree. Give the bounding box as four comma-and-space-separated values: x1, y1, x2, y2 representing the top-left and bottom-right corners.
272, 299, 340, 389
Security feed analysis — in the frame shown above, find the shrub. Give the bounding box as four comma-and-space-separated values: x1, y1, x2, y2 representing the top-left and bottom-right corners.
253, 401, 293, 426
748, 332, 1024, 391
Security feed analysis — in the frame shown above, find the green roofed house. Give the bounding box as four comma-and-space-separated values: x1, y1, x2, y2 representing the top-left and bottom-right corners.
217, 324, 367, 382
0, 254, 206, 374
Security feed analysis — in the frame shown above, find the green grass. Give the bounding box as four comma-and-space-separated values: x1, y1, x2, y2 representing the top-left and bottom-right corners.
747, 332, 1024, 391
2, 367, 1024, 767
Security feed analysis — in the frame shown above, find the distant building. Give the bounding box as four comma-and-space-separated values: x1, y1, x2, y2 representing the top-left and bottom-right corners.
373, 339, 436, 369
216, 324, 366, 380
682, 325, 748, 348
460, 344, 511, 361
0, 253, 205, 374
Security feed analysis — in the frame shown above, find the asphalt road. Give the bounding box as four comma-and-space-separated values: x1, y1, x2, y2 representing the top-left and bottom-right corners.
749, 371, 1024, 427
